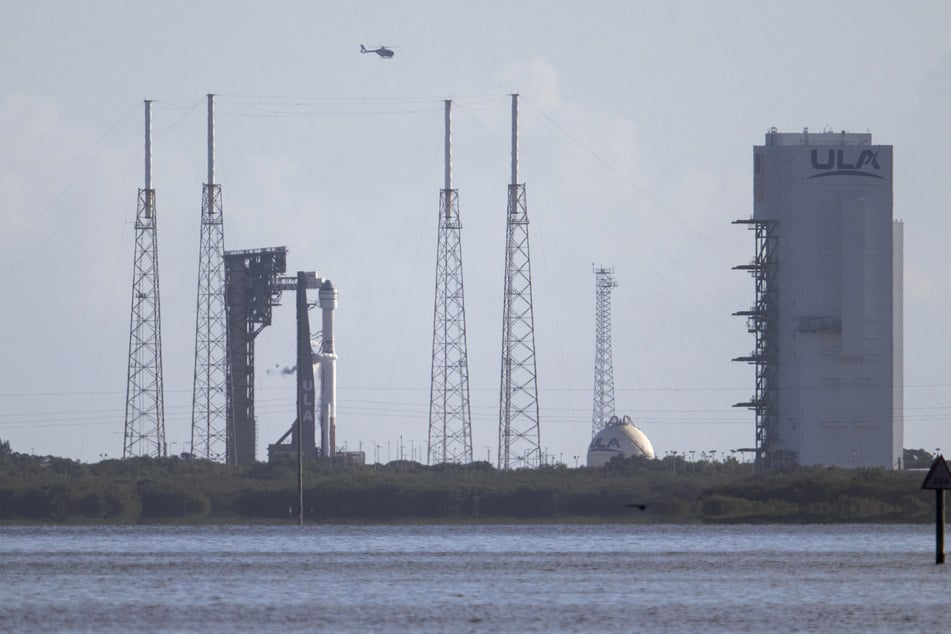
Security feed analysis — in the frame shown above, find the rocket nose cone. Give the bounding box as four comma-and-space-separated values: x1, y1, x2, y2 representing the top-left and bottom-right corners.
320, 279, 334, 291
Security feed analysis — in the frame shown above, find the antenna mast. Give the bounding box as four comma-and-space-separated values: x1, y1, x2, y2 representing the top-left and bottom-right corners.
498, 94, 541, 469
190, 94, 228, 461
123, 100, 166, 458
428, 99, 474, 464
591, 266, 618, 436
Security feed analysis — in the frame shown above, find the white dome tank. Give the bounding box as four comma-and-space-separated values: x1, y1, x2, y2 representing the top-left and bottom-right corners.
587, 415, 655, 467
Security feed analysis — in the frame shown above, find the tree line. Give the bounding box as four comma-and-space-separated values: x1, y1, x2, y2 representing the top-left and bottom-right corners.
0, 440, 938, 524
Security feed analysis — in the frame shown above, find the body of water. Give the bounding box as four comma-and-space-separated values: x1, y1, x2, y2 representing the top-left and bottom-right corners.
1, 523, 948, 632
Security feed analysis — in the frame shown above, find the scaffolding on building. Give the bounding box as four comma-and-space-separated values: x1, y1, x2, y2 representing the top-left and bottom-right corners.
732, 218, 778, 466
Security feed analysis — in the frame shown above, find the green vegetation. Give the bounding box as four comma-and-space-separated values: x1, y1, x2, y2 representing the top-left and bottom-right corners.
0, 440, 938, 524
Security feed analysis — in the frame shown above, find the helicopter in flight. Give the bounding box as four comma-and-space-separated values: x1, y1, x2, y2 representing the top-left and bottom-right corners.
360, 44, 395, 59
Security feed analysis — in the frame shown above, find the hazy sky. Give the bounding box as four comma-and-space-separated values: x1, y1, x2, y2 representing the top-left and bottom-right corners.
2, 1, 950, 464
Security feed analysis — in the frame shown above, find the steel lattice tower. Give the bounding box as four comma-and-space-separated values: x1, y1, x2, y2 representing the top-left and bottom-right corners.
123, 100, 166, 458
190, 94, 227, 461
591, 266, 618, 437
428, 100, 474, 465
498, 94, 541, 470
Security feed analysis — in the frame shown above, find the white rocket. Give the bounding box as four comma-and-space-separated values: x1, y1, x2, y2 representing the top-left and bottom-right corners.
315, 279, 337, 457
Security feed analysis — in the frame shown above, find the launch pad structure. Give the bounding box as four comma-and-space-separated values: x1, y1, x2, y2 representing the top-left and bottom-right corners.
117, 91, 615, 470
223, 247, 288, 465
223, 247, 340, 466
267, 273, 341, 465
117, 91, 347, 467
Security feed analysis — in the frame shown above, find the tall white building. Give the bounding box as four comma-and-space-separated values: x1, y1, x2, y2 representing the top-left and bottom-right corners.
735, 129, 903, 469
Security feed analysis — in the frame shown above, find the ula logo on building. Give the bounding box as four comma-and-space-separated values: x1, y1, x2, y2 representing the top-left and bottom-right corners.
808, 149, 884, 180
589, 437, 621, 450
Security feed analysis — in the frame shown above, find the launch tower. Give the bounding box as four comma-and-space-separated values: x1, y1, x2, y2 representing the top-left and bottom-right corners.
267, 271, 338, 463
224, 246, 287, 465
591, 266, 618, 437
498, 94, 541, 469
123, 100, 166, 459
428, 99, 474, 465
190, 94, 228, 461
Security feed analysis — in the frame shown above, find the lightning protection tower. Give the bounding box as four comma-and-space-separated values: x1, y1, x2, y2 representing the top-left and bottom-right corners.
123, 100, 167, 458
591, 266, 618, 437
190, 94, 228, 461
428, 100, 474, 465
498, 93, 541, 469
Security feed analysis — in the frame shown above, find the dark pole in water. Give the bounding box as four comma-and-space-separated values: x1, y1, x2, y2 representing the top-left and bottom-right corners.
937, 489, 945, 564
